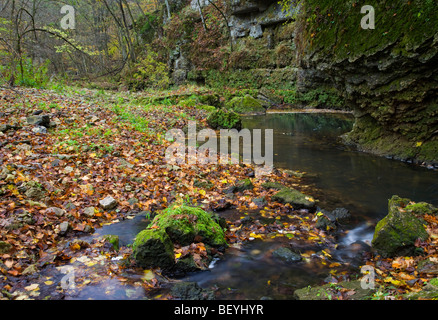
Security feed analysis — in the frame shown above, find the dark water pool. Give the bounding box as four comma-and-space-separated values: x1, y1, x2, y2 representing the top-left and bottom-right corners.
243, 112, 438, 222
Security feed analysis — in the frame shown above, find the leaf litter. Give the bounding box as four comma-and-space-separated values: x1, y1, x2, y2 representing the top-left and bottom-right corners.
2, 86, 438, 300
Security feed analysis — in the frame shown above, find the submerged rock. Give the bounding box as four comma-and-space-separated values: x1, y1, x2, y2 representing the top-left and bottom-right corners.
103, 234, 120, 251
272, 247, 302, 263
315, 208, 351, 231
371, 195, 429, 258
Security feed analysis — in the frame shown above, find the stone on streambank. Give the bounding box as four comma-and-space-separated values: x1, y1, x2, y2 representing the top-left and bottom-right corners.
224, 95, 267, 115
271, 187, 316, 210
103, 234, 120, 251
132, 204, 227, 271
225, 178, 254, 193
206, 109, 242, 130
294, 280, 375, 300
371, 195, 430, 258
27, 115, 50, 128
99, 196, 118, 210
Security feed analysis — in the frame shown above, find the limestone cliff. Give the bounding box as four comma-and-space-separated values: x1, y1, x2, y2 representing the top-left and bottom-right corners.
297, 0, 438, 165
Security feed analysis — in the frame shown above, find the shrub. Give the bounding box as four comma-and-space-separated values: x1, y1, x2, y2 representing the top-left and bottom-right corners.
124, 46, 170, 91
3, 57, 51, 88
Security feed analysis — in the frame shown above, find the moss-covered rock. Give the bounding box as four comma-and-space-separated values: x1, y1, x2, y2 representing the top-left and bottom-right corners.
103, 234, 120, 251
149, 204, 227, 248
0, 241, 12, 254
294, 280, 374, 300
371, 196, 429, 258
132, 229, 175, 269
404, 282, 438, 300
206, 109, 242, 130
405, 202, 438, 216
224, 95, 266, 114
271, 187, 316, 210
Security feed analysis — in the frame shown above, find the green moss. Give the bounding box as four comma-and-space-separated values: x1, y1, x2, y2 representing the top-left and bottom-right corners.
405, 202, 438, 216
261, 181, 286, 190
103, 234, 120, 251
430, 278, 438, 287
132, 229, 175, 269
271, 188, 316, 209
305, 0, 438, 62
150, 204, 227, 247
225, 95, 266, 114
207, 109, 242, 130
372, 195, 429, 258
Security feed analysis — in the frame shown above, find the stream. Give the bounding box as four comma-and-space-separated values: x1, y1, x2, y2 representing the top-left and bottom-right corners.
65, 112, 438, 300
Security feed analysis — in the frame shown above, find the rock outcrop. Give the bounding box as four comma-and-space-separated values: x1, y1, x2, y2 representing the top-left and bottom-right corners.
297, 0, 438, 165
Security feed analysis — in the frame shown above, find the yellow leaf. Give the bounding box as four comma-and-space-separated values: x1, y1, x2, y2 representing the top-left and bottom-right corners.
329, 262, 341, 268
384, 277, 405, 286
44, 281, 54, 286
416, 142, 423, 147
249, 232, 263, 239
25, 283, 39, 291
321, 250, 332, 259
175, 252, 182, 259
142, 270, 155, 281
70, 243, 81, 251
199, 189, 206, 196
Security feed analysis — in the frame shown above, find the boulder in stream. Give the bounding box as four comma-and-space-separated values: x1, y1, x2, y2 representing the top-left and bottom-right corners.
132, 229, 175, 269
132, 203, 227, 271
371, 195, 429, 258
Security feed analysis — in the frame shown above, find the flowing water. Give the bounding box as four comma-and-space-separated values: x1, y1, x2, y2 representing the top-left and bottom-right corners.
67, 112, 438, 300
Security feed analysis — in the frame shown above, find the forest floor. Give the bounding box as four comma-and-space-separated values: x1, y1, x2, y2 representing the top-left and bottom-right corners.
1, 85, 438, 300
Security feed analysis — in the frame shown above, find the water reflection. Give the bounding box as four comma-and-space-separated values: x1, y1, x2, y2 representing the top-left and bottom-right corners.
243, 113, 438, 221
